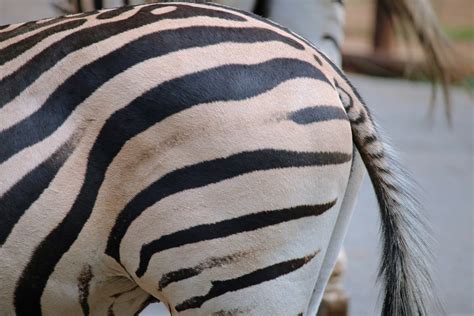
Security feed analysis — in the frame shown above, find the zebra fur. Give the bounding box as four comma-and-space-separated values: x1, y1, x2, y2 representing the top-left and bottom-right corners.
52, 0, 456, 114
0, 2, 438, 315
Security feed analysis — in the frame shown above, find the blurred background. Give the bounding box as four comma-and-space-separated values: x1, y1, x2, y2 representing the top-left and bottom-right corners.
1, 0, 472, 315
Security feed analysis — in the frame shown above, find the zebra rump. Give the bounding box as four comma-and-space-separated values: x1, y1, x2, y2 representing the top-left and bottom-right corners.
0, 1, 440, 315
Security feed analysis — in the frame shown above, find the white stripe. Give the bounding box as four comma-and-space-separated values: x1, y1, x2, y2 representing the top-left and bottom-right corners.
0, 9, 277, 131
0, 17, 83, 52
0, 39, 313, 200
0, 6, 140, 79
0, 37, 326, 246
0, 22, 26, 34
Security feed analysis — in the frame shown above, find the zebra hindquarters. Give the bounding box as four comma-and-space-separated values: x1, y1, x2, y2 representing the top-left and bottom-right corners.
115, 76, 354, 315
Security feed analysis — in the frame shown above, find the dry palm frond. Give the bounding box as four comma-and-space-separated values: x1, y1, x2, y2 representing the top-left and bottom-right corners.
380, 0, 464, 123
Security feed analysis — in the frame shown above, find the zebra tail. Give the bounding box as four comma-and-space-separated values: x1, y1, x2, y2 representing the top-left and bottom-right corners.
335, 78, 440, 315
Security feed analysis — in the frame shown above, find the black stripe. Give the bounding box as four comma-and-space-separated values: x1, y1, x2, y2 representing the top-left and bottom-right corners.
363, 135, 377, 145
335, 81, 354, 110
0, 133, 79, 245
206, 1, 303, 50
159, 251, 249, 290
313, 54, 323, 66
0, 26, 303, 164
0, 19, 86, 66
226, 0, 360, 110
14, 58, 329, 315
137, 201, 336, 277
175, 251, 319, 312
352, 111, 367, 125
374, 165, 391, 175
322, 34, 341, 52
327, 71, 365, 116
288, 105, 348, 125
213, 308, 248, 316
0, 19, 65, 42
0, 25, 10, 30
380, 180, 400, 193
368, 151, 385, 160
101, 57, 341, 263
97, 6, 134, 19
77, 265, 93, 316
108, 148, 347, 265
0, 4, 247, 108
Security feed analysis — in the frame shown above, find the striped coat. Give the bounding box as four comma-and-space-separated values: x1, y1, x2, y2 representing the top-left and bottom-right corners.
0, 2, 435, 315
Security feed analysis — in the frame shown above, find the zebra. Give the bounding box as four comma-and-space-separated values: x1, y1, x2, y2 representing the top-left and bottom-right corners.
0, 1, 437, 315
52, 0, 455, 111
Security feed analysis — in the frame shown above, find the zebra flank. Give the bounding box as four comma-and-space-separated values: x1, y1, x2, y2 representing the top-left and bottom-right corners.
158, 251, 251, 290
0, 2, 437, 315
175, 251, 320, 312
135, 200, 337, 277
0, 131, 81, 245
0, 19, 87, 66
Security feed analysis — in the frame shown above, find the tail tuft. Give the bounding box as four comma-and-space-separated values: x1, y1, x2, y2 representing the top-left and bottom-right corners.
336, 78, 440, 316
